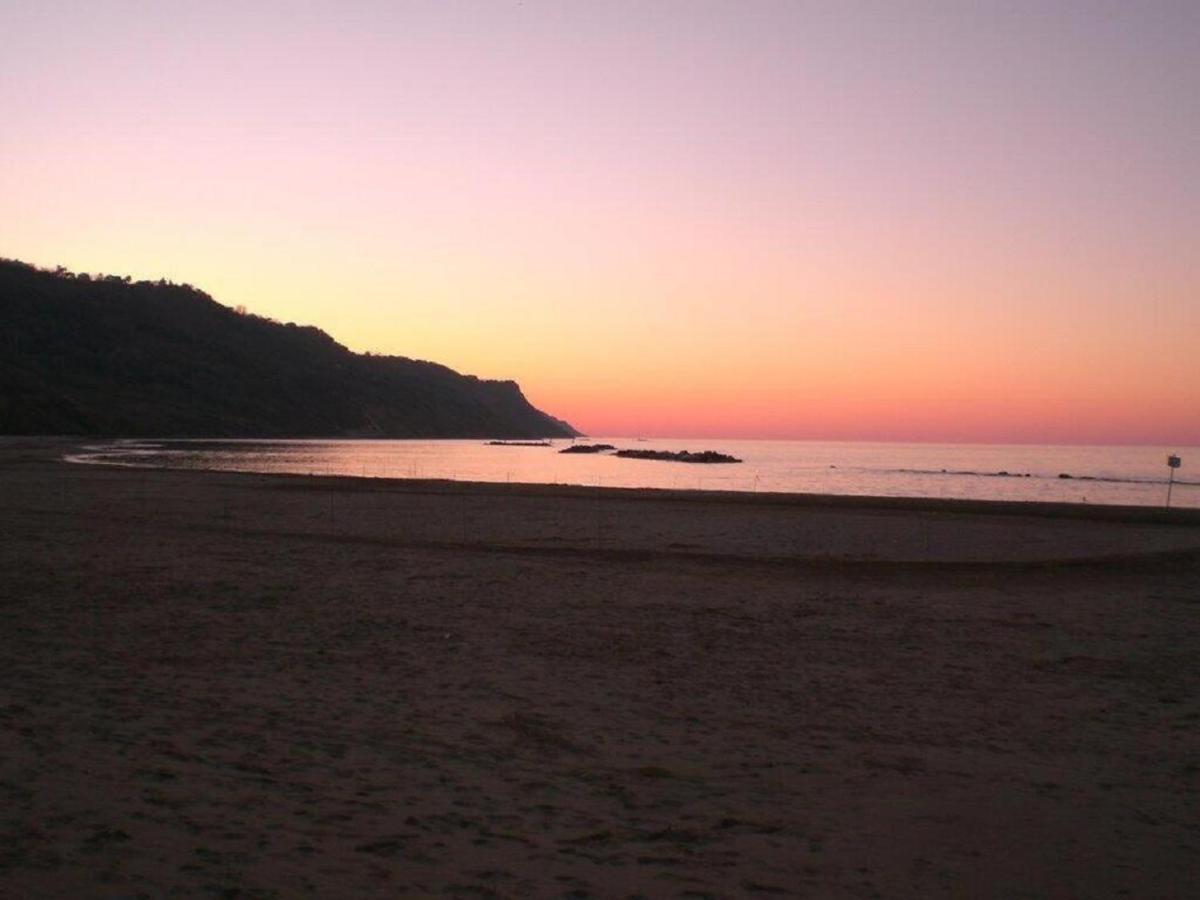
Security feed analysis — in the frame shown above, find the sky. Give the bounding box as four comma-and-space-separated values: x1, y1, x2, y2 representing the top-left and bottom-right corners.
2, 1, 1197, 443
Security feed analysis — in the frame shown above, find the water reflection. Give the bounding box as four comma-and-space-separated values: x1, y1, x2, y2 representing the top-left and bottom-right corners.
67, 438, 1200, 508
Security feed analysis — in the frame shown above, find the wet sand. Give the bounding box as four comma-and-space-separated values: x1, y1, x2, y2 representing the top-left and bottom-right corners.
2, 440, 1198, 897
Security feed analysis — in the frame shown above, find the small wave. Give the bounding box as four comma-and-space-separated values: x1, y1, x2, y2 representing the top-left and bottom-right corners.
63, 439, 167, 468
881, 467, 1197, 487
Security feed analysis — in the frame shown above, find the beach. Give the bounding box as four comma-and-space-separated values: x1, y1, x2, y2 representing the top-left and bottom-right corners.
2, 439, 1198, 898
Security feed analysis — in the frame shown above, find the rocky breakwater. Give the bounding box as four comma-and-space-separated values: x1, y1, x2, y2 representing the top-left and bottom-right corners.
615, 449, 742, 464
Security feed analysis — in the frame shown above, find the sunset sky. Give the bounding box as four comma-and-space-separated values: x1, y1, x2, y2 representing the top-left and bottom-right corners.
2, 1, 1197, 443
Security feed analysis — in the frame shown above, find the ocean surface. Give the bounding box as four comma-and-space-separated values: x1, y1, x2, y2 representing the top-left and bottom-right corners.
66, 438, 1199, 509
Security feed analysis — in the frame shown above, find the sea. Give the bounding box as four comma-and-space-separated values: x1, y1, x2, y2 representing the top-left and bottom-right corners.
66, 438, 1199, 509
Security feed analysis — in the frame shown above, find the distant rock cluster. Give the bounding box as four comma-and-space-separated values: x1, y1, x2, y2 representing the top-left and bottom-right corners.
615, 449, 742, 464
550, 444, 740, 463
489, 441, 743, 463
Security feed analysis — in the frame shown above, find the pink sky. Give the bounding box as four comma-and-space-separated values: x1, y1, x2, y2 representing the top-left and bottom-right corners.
2, 1, 1197, 443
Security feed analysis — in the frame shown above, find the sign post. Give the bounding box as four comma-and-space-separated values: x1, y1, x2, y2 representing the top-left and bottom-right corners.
1166, 454, 1181, 509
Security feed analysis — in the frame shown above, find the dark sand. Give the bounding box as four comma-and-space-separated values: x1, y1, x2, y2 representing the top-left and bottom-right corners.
1, 439, 1198, 898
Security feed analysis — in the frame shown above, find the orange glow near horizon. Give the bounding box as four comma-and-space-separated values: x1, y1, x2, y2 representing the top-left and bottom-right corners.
2, 3, 1197, 445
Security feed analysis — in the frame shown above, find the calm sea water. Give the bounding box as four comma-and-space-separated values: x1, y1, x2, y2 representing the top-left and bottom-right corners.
67, 438, 1199, 509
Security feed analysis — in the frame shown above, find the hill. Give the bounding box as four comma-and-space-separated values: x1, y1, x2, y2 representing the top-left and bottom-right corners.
0, 259, 578, 438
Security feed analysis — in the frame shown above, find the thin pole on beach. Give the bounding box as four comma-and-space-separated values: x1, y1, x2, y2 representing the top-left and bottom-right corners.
1166, 454, 1181, 509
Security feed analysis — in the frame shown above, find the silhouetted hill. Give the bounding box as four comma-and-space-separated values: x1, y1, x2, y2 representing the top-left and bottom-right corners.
0, 259, 578, 438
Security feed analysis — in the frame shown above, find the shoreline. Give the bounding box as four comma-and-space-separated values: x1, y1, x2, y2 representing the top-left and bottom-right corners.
6, 432, 1193, 515
56, 446, 1200, 529
0, 439, 1193, 568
